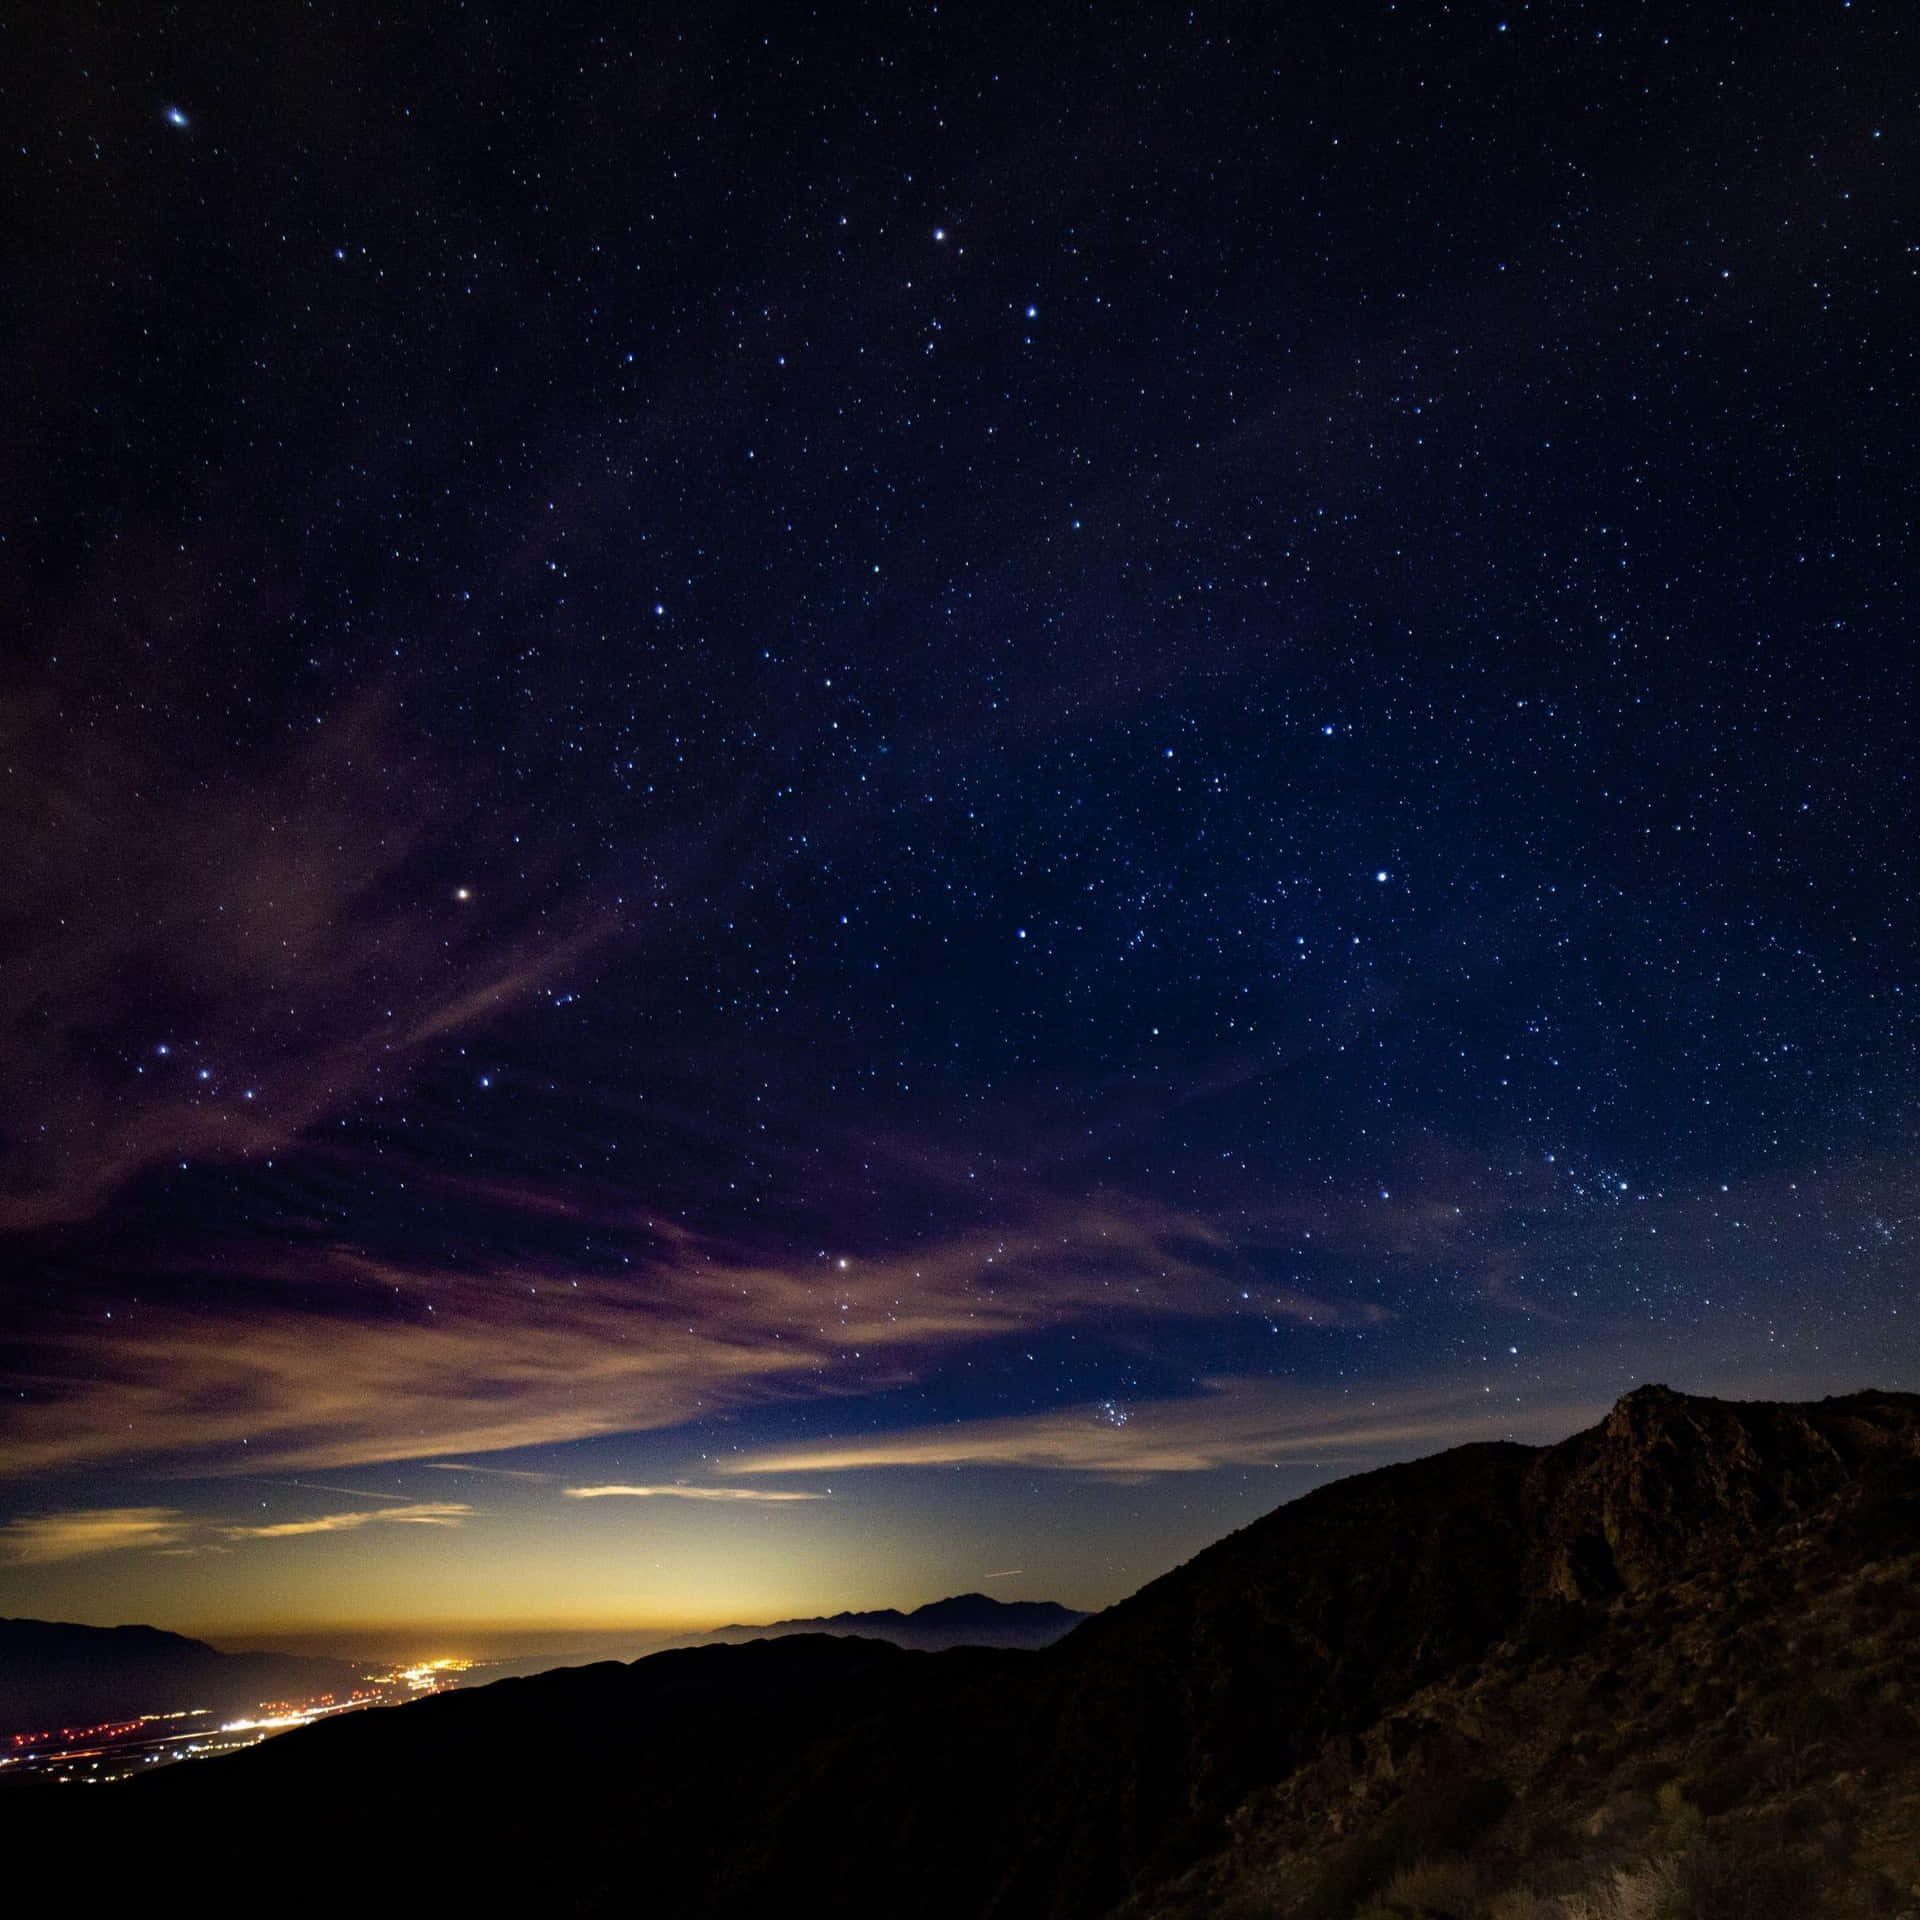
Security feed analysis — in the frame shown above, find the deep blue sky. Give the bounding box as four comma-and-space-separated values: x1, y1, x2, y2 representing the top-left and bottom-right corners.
2, 0, 1914, 1645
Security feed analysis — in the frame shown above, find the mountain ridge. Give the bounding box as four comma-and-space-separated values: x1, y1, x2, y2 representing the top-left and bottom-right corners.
0, 1616, 360, 1733
704, 1590, 1086, 1649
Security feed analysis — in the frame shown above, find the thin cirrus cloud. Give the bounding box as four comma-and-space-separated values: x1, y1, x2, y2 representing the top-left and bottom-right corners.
0, 1506, 188, 1566
220, 1501, 472, 1540
727, 1379, 1612, 1481
0, 1501, 473, 1565
0, 684, 606, 1234
0, 1195, 1377, 1479
563, 1485, 827, 1502
427, 1462, 554, 1482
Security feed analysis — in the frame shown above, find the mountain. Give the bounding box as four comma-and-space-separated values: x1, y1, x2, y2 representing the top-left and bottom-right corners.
704, 1591, 1086, 1650
0, 1618, 361, 1734
11, 1386, 1920, 1919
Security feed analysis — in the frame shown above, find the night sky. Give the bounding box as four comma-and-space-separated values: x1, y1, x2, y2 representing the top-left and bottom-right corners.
3, 2, 1915, 1651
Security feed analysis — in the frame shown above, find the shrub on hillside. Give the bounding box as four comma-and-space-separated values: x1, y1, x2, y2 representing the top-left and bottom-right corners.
1297, 1776, 1513, 1920
1671, 1837, 1812, 1920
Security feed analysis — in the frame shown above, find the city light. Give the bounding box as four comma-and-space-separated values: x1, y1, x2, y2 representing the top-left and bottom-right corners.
2, 1659, 479, 1785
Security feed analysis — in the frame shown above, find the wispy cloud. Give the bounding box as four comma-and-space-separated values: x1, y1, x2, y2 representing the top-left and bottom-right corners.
562, 1484, 826, 1503
0, 1499, 474, 1563
0, 1507, 186, 1565
270, 1481, 424, 1502
4, 1136, 1870, 1489
0, 1194, 1381, 1477
221, 1501, 472, 1540
428, 1462, 552, 1481
728, 1379, 1606, 1481
0, 686, 607, 1233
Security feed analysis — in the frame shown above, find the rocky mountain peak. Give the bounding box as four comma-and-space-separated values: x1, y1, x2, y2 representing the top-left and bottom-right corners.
1529, 1385, 1920, 1601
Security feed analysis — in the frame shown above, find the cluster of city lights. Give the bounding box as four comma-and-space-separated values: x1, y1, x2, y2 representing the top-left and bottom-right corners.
2, 1658, 479, 1786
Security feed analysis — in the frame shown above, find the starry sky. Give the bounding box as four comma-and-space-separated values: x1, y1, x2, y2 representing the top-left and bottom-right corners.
2, 1, 1915, 1652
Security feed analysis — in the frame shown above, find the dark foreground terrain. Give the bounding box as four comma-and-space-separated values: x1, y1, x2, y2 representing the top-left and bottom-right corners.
12, 1387, 1919, 1919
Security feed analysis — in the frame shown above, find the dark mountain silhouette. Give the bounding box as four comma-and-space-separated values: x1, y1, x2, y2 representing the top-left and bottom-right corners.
11, 1386, 1919, 1919
0, 1618, 360, 1733
704, 1590, 1085, 1650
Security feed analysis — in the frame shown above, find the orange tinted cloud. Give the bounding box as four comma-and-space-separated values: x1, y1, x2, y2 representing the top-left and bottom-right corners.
0, 1506, 187, 1565
222, 1501, 472, 1540
0, 1196, 1379, 1478
727, 1378, 1606, 1479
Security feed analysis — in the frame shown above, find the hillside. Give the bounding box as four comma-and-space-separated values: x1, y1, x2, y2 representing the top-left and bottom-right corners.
11, 1386, 1918, 1918
0, 1618, 360, 1735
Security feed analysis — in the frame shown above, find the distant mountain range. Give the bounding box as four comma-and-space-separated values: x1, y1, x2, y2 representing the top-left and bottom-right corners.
0, 1593, 1082, 1741
703, 1591, 1085, 1650
0, 1619, 359, 1734
12, 1386, 1920, 1919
